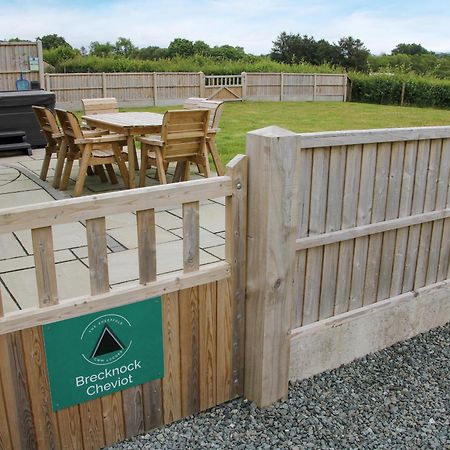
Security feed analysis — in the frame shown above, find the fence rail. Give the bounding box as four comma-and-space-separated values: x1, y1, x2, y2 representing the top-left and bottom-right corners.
42, 72, 347, 108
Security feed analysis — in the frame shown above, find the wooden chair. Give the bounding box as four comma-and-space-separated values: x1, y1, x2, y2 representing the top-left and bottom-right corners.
183, 97, 225, 176
137, 110, 209, 186
56, 109, 129, 197
32, 106, 67, 186
81, 97, 119, 115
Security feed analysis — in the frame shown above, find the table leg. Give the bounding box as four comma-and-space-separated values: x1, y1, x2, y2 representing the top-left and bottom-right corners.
127, 135, 136, 189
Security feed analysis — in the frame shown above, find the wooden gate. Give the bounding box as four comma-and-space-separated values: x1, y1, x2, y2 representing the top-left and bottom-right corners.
0, 155, 247, 449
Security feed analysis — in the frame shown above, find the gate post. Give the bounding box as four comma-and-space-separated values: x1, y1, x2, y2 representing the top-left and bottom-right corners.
245, 126, 300, 407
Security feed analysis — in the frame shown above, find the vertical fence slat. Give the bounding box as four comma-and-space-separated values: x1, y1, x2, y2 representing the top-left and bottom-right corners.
179, 286, 200, 416
403, 140, 430, 291
199, 283, 217, 410
349, 143, 376, 310
21, 327, 60, 450
293, 148, 312, 326
225, 154, 248, 397
56, 406, 83, 449
162, 291, 182, 423
83, 217, 109, 448
390, 141, 417, 296
0, 367, 12, 449
437, 140, 450, 280
334, 144, 362, 314
303, 147, 329, 324
319, 146, 345, 319
0, 332, 37, 449
183, 202, 200, 273
415, 139, 441, 288
137, 209, 157, 283
377, 142, 404, 301
32, 226, 58, 307
363, 142, 391, 305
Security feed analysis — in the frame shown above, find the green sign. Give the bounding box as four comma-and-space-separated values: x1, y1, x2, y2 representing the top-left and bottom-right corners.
43, 297, 164, 411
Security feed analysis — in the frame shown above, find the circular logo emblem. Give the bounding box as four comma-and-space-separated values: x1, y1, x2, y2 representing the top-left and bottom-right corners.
80, 314, 132, 366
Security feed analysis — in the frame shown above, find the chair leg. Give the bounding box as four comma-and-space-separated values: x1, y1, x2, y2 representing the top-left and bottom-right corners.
112, 143, 130, 188
40, 146, 53, 181
173, 162, 184, 182
207, 138, 225, 176
139, 146, 148, 187
74, 146, 92, 197
154, 150, 167, 184
105, 164, 118, 184
202, 144, 211, 178
94, 165, 108, 183
59, 153, 76, 191
182, 160, 191, 181
53, 138, 67, 189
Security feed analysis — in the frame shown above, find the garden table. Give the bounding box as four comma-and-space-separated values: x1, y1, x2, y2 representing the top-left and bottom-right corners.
83, 112, 164, 188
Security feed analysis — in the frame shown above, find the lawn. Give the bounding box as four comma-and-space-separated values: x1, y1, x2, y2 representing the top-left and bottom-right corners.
127, 101, 450, 163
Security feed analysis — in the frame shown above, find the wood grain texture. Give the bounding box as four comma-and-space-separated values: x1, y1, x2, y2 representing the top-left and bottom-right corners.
21, 327, 59, 450
101, 393, 125, 446
162, 291, 182, 423
142, 379, 163, 430
0, 367, 12, 450
303, 147, 329, 324
122, 386, 145, 437
137, 209, 157, 283
183, 201, 200, 273
86, 217, 109, 295
225, 154, 248, 397
56, 406, 83, 450
0, 332, 37, 449
79, 399, 105, 450
199, 283, 217, 410
179, 286, 200, 416
335, 144, 362, 314
216, 279, 232, 404
32, 226, 58, 307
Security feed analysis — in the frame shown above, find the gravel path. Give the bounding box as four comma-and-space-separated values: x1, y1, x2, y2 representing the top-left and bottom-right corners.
108, 323, 450, 450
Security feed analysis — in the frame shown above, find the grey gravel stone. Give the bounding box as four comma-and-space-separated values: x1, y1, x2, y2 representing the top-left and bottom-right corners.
107, 323, 450, 449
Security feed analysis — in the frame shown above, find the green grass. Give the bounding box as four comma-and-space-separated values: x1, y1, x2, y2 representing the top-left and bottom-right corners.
126, 101, 450, 163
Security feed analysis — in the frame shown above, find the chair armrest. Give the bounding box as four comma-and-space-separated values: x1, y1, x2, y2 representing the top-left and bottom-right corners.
75, 133, 127, 145
136, 135, 164, 146
83, 130, 107, 137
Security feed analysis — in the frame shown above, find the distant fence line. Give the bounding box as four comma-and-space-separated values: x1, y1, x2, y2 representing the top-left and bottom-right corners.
41, 72, 347, 108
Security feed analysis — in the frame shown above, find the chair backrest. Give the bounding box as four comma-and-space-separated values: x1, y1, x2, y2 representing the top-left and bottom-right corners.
160, 109, 209, 160
32, 106, 60, 147
55, 109, 84, 152
183, 98, 224, 129
82, 97, 118, 115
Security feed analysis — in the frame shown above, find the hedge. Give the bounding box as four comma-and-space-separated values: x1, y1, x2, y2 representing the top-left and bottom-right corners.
350, 73, 450, 109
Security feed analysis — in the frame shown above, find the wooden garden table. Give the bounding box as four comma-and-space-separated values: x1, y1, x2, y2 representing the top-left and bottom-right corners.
83, 112, 164, 188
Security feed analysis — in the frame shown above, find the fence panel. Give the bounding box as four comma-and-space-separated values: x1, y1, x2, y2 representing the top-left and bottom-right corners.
0, 155, 248, 448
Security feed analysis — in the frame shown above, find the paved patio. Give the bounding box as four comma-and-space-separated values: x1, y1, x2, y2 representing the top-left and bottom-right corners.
0, 149, 226, 314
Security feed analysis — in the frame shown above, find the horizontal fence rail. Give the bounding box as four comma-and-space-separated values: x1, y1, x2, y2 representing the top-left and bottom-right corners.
43, 72, 347, 108
0, 176, 234, 335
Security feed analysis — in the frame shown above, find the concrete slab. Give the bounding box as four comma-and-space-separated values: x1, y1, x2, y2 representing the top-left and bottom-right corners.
14, 222, 88, 253
0, 249, 75, 273
0, 284, 19, 313
170, 227, 225, 248
0, 232, 28, 259
0, 189, 53, 208
1, 259, 90, 310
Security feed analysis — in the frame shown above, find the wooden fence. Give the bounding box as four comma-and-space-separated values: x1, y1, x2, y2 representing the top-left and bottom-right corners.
0, 41, 45, 91
245, 126, 450, 406
0, 155, 247, 449
43, 72, 347, 108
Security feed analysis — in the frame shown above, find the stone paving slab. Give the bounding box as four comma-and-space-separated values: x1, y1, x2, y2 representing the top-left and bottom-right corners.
0, 149, 226, 312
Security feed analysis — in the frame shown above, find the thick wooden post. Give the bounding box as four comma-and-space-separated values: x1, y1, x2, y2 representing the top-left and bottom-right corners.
245, 126, 300, 407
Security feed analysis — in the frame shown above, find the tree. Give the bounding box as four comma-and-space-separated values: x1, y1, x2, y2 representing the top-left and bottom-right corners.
89, 41, 115, 57
114, 37, 137, 58
337, 36, 369, 71
193, 40, 210, 56
392, 43, 429, 56
137, 46, 168, 60
168, 38, 195, 57
43, 46, 79, 68
39, 34, 71, 50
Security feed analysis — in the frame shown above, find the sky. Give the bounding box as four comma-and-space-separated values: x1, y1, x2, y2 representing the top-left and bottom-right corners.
1, 0, 449, 55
